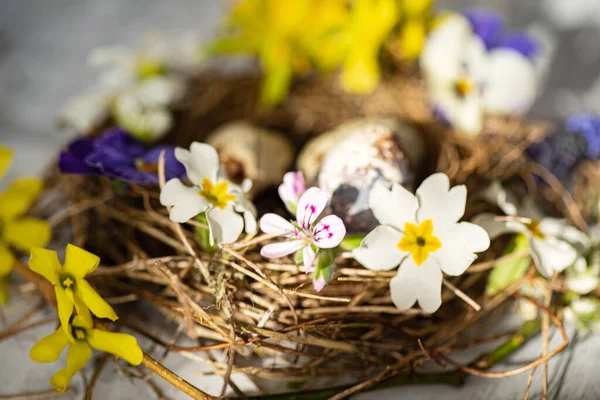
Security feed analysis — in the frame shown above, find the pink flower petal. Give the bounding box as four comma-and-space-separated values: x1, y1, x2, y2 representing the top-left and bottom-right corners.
260, 241, 305, 259
296, 187, 328, 230
313, 277, 326, 292
303, 246, 316, 274
312, 215, 346, 249
259, 213, 295, 236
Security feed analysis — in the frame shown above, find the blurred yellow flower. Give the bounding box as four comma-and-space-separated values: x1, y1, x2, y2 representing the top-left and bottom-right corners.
212, 0, 349, 105
0, 146, 14, 179
0, 177, 52, 303
337, 0, 399, 93
29, 244, 117, 341
30, 314, 143, 392
393, 0, 435, 61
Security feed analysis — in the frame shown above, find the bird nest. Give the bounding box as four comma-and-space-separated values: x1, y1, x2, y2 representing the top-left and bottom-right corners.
23, 65, 580, 399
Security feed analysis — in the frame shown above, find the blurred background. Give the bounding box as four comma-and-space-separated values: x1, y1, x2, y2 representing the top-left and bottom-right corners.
1, 0, 600, 398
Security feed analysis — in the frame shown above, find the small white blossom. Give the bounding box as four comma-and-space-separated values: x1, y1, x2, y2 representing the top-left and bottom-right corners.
474, 182, 589, 277
160, 142, 256, 245
354, 173, 490, 313
260, 188, 346, 273
278, 171, 306, 215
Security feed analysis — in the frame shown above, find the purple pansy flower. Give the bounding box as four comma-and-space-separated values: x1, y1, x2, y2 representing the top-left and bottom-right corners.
59, 128, 185, 185
463, 8, 538, 60
565, 114, 600, 159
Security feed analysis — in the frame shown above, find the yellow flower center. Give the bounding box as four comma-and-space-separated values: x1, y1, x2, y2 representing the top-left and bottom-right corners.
453, 77, 475, 99
397, 219, 442, 266
136, 58, 164, 80
71, 326, 88, 342
59, 273, 76, 290
526, 220, 546, 240
135, 159, 159, 173
199, 178, 236, 210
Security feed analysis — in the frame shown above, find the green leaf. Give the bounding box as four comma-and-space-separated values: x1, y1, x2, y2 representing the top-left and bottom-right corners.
339, 233, 366, 251
294, 249, 304, 265
486, 234, 531, 296
313, 249, 335, 292
196, 213, 217, 253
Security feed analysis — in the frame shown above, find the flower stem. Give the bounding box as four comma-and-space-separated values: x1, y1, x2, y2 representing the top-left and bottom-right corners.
142, 354, 218, 400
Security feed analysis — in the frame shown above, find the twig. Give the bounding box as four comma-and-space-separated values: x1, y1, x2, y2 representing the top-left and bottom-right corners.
442, 279, 481, 311
0, 388, 74, 400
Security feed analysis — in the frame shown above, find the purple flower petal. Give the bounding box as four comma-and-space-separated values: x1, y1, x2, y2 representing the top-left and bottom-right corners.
566, 114, 600, 159
497, 32, 539, 60
142, 146, 186, 181
464, 8, 505, 50
58, 151, 99, 175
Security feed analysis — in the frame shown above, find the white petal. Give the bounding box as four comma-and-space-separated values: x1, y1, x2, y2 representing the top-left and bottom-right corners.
296, 187, 328, 230
206, 205, 244, 245
539, 218, 590, 250
259, 213, 295, 236
483, 182, 519, 216
175, 142, 219, 186
369, 181, 418, 230
483, 50, 537, 115
416, 173, 466, 229
464, 36, 488, 83
567, 275, 600, 295
261, 241, 305, 259
471, 213, 524, 239
303, 246, 316, 273
434, 222, 490, 276
530, 237, 578, 277
313, 215, 346, 249
420, 15, 471, 80
390, 257, 442, 313
234, 199, 257, 234
353, 226, 405, 271
160, 179, 209, 223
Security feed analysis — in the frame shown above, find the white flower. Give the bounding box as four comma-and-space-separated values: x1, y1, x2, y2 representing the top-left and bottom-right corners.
278, 171, 306, 215
58, 89, 112, 134
474, 182, 589, 277
564, 296, 600, 333
159, 142, 256, 245
420, 14, 538, 136
260, 188, 346, 273
353, 173, 490, 313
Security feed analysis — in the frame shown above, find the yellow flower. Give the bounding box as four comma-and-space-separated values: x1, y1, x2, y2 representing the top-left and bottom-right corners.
29, 244, 118, 341
30, 314, 143, 392
0, 178, 52, 283
337, 0, 399, 93
199, 178, 237, 210
394, 0, 435, 61
397, 219, 442, 265
0, 145, 14, 179
212, 0, 348, 106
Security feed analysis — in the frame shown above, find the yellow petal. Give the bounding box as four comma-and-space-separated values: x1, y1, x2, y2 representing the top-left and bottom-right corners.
63, 244, 100, 278
0, 178, 43, 220
0, 146, 13, 179
403, 222, 419, 238
0, 243, 15, 277
76, 278, 118, 321
55, 286, 74, 342
412, 246, 428, 266
88, 329, 143, 365
419, 219, 434, 237
50, 342, 92, 392
28, 248, 61, 284
0, 277, 9, 304
424, 235, 442, 253
401, 0, 433, 17
4, 218, 51, 251
398, 236, 417, 253
30, 328, 69, 363
73, 296, 93, 327
340, 54, 380, 94
398, 20, 426, 61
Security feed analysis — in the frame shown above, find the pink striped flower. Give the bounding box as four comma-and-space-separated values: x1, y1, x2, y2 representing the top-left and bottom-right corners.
278, 171, 306, 214
260, 187, 346, 273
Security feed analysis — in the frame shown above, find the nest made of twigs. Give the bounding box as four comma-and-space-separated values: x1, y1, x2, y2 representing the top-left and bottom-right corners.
29, 65, 580, 398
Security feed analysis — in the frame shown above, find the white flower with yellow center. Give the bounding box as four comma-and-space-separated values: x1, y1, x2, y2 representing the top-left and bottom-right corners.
354, 173, 490, 313
420, 14, 538, 136
474, 182, 589, 278
160, 142, 257, 245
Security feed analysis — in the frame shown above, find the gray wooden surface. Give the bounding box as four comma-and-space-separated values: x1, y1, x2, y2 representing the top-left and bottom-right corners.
1, 1, 599, 399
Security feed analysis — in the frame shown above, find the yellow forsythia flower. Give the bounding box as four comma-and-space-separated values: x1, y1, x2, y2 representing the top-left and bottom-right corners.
29, 244, 118, 341
0, 146, 14, 179
212, 0, 348, 106
337, 0, 399, 93
30, 313, 143, 392
394, 0, 435, 61
0, 178, 52, 302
